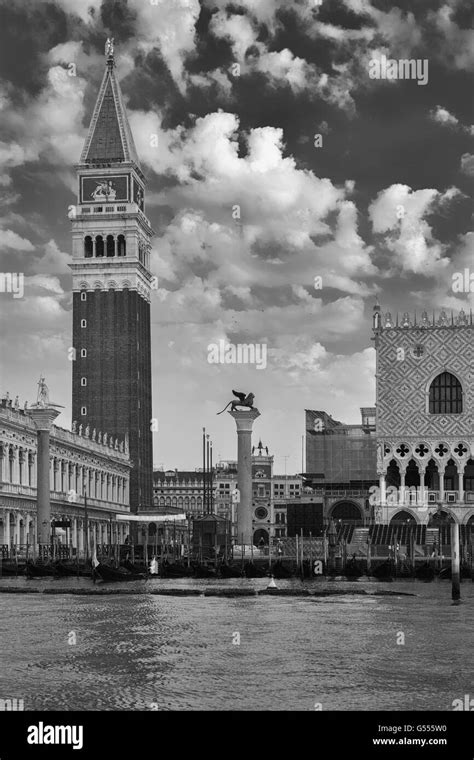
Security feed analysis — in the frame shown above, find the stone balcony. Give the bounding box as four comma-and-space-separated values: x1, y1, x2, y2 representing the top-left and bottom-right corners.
76, 202, 150, 226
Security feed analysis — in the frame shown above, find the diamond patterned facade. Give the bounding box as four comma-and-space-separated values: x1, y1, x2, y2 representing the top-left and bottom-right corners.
373, 307, 474, 524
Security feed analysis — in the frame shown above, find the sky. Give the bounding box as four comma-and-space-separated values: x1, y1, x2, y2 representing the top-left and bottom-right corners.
0, 0, 472, 475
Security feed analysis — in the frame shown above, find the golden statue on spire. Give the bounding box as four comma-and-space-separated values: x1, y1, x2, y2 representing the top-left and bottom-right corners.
105, 37, 114, 58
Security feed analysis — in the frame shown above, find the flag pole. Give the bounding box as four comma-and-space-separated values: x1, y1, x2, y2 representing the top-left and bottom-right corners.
202, 427, 206, 516
206, 435, 210, 514
210, 440, 213, 515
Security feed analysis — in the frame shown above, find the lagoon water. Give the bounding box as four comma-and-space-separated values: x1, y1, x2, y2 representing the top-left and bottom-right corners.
0, 577, 472, 711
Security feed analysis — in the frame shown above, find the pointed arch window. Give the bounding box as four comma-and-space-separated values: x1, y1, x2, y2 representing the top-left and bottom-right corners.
429, 372, 462, 414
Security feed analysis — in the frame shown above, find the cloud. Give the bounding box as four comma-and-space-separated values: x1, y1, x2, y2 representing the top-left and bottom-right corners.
460, 153, 474, 177
133, 111, 343, 232
368, 184, 451, 275
34, 240, 71, 275
430, 105, 460, 128
430, 105, 474, 134
0, 228, 34, 251
428, 4, 474, 71
128, 0, 201, 91
51, 0, 95, 23
1, 65, 87, 190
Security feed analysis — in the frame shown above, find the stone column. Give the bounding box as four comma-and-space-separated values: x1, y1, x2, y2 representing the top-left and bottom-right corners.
28, 405, 61, 549
418, 465, 427, 507
438, 466, 445, 503
3, 510, 10, 547
15, 512, 22, 546
457, 464, 465, 504
379, 472, 386, 506
12, 446, 19, 484
399, 467, 406, 506
229, 408, 260, 546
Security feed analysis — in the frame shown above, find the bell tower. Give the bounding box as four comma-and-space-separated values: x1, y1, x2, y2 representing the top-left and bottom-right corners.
70, 39, 153, 512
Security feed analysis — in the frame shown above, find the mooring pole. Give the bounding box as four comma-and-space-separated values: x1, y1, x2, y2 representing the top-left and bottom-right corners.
451, 521, 461, 603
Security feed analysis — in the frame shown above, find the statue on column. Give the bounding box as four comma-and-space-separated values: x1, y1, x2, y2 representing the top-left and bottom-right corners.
217, 390, 256, 414
36, 376, 50, 407
85, 424, 90, 438
92, 428, 96, 441
72, 420, 77, 433
14, 395, 19, 410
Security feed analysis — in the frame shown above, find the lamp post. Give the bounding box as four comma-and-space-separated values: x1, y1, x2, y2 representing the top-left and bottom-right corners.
83, 488, 89, 561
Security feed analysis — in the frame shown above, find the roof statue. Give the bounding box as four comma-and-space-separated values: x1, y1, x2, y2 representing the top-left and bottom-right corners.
217, 390, 256, 415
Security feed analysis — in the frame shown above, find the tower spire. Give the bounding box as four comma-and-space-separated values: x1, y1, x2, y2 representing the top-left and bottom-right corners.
79, 38, 141, 171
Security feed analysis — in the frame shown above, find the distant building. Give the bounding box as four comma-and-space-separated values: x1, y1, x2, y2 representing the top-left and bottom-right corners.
152, 443, 304, 545
304, 407, 377, 528
152, 467, 237, 520
0, 396, 131, 550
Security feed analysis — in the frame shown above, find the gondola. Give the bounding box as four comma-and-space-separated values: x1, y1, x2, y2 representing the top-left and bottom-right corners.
193, 563, 218, 578
0, 561, 26, 576
370, 561, 394, 580
271, 561, 292, 579
243, 562, 267, 578
93, 562, 146, 582
159, 561, 194, 578
438, 565, 471, 580
26, 560, 58, 578
415, 562, 435, 581
54, 561, 80, 577
438, 566, 451, 580
344, 558, 364, 578
395, 560, 415, 579
121, 559, 145, 574
218, 563, 243, 578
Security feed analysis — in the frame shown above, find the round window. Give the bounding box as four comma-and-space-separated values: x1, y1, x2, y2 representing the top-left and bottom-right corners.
255, 506, 268, 520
